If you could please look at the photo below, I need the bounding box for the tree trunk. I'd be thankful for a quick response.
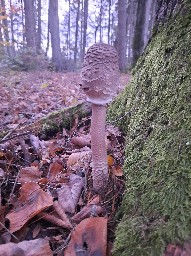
[116,0,127,72]
[1,0,12,57]
[74,0,80,66]
[67,0,71,59]
[48,0,63,71]
[37,0,42,53]
[82,0,88,61]
[108,0,191,255]
[23,0,36,51]
[131,0,147,67]
[107,0,111,44]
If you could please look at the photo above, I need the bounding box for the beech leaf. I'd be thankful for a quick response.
[57,174,84,214]
[18,166,42,184]
[6,183,53,233]
[64,217,108,256]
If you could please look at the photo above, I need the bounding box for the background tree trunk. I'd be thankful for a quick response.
[74,0,80,66]
[37,0,42,53]
[82,0,88,62]
[48,0,63,71]
[23,0,36,52]
[131,0,147,67]
[1,0,12,57]
[116,0,127,72]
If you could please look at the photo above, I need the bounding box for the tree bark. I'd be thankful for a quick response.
[37,0,42,53]
[131,0,147,67]
[74,0,80,66]
[116,0,127,72]
[1,0,12,57]
[82,0,88,62]
[48,0,63,71]
[23,0,36,52]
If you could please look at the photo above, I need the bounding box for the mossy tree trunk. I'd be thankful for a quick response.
[108,0,191,255]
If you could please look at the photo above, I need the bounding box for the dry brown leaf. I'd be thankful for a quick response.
[18,166,42,184]
[32,223,42,239]
[6,183,53,233]
[111,165,124,176]
[64,217,108,256]
[67,150,91,168]
[18,238,53,256]
[47,161,63,182]
[57,174,84,214]
[53,201,73,229]
[38,212,72,230]
[71,136,90,148]
[71,204,103,224]
[0,243,25,256]
[107,155,114,167]
[29,134,40,152]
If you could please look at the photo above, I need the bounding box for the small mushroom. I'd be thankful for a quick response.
[81,43,120,192]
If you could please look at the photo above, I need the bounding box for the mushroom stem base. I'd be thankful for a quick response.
[91,104,108,192]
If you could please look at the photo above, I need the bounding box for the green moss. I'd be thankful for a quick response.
[40,102,91,138]
[108,2,191,255]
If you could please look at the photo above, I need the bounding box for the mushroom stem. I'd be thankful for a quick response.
[91,104,108,191]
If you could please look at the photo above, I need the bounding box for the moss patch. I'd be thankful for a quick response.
[108,1,191,255]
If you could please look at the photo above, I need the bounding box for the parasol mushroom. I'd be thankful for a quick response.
[81,43,120,192]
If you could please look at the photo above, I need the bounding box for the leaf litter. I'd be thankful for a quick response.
[0,71,128,256]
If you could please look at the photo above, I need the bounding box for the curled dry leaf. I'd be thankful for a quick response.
[57,174,84,214]
[0,243,25,256]
[71,135,90,148]
[29,134,40,152]
[18,166,43,184]
[0,238,53,256]
[107,155,114,167]
[71,204,103,224]
[47,161,64,182]
[53,201,73,229]
[64,217,108,256]
[38,212,72,230]
[6,183,53,233]
[111,165,124,176]
[67,150,91,169]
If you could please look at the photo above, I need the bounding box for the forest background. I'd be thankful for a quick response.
[0,0,157,73]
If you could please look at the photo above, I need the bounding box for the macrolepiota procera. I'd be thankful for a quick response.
[81,43,120,192]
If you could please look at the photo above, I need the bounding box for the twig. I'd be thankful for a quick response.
[0,221,19,241]
[8,168,21,204]
[53,201,73,229]
[52,232,71,255]
[1,123,21,141]
[38,212,73,230]
[19,139,31,165]
[0,131,31,144]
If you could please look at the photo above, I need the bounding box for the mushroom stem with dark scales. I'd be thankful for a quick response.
[91,104,107,190]
[81,43,120,192]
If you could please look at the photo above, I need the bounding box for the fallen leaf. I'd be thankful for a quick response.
[57,174,84,214]
[111,165,124,176]
[64,217,108,256]
[71,204,103,224]
[6,183,53,232]
[107,155,114,167]
[32,223,42,239]
[71,136,90,148]
[67,150,91,168]
[47,161,63,182]
[18,166,42,184]
[0,243,25,256]
[18,238,53,256]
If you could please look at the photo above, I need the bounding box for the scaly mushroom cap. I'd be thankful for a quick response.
[81,43,120,105]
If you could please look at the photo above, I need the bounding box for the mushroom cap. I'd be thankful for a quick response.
[81,43,120,105]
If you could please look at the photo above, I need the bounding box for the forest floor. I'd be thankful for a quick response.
[0,70,131,256]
